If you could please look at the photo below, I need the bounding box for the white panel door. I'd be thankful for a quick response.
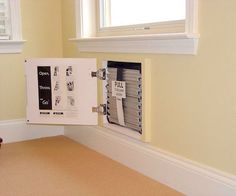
[25,58,98,125]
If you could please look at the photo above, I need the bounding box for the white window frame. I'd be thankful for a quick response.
[73,0,199,55]
[0,0,25,54]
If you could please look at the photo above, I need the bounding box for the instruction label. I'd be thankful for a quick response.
[37,66,52,110]
[112,81,126,99]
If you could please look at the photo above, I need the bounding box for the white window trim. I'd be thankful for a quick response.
[72,0,199,55]
[0,0,25,54]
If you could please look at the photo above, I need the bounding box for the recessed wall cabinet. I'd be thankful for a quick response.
[25,59,151,141]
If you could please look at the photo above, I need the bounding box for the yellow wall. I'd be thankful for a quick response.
[0,0,63,120]
[1,0,235,176]
[61,0,236,175]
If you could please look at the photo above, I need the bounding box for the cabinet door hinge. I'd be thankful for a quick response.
[92,104,107,115]
[91,68,106,80]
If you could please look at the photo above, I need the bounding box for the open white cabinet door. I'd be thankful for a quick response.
[25,58,98,125]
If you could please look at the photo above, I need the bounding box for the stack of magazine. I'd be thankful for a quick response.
[106,61,142,134]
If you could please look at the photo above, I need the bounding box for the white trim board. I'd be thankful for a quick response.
[0,119,64,143]
[0,40,26,54]
[65,125,236,196]
[72,34,199,55]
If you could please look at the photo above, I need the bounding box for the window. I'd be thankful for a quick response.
[0,0,10,40]
[101,0,185,27]
[99,0,186,36]
[0,0,25,53]
[74,0,199,54]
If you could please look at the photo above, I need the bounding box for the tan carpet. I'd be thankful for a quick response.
[0,136,183,196]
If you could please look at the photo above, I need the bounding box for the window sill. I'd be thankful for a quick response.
[71,33,199,55]
[0,40,26,54]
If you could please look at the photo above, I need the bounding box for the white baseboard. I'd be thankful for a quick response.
[0,119,64,143]
[65,125,236,196]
